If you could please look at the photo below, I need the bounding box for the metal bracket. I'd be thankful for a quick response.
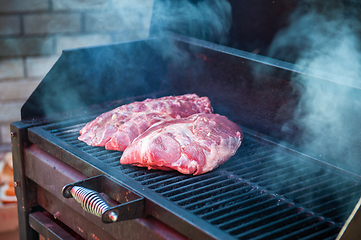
[62,175,145,223]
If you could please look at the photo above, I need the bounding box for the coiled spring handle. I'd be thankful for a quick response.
[69,185,118,222]
[62,175,145,223]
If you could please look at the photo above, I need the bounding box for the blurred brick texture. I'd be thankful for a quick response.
[0,0,154,145]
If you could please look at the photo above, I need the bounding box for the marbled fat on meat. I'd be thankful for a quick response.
[104,112,169,151]
[120,113,243,175]
[78,94,213,151]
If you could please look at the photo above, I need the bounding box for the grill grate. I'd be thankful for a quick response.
[42,121,361,240]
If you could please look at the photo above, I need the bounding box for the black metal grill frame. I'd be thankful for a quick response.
[27,116,361,240]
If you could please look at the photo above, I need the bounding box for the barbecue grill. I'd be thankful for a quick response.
[11,1,361,239]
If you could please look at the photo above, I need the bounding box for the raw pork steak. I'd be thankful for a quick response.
[78,94,213,151]
[120,113,243,175]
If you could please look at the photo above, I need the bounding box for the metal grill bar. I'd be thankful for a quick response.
[236,211,320,239]
[255,219,337,240]
[183,182,254,211]
[202,195,278,222]
[166,176,237,200]
[219,202,293,230]
[277,222,341,240]
[186,184,261,212]
[155,173,221,195]
[293,181,355,203]
[226,205,301,233]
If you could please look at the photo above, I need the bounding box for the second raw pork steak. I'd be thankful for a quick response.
[120,113,243,175]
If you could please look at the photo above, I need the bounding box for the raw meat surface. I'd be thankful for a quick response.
[120,113,243,175]
[78,94,213,150]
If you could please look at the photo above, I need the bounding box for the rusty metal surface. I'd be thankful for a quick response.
[38,187,187,240]
[29,212,80,240]
[37,188,117,240]
[10,121,39,240]
[24,144,187,240]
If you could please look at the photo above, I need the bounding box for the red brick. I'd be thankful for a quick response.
[0,16,21,36]
[52,0,109,11]
[0,37,54,57]
[0,79,41,101]
[113,0,154,10]
[24,13,81,35]
[0,58,24,79]
[56,34,112,53]
[25,55,60,78]
[0,101,23,122]
[0,0,49,13]
[85,10,143,32]
[0,124,11,144]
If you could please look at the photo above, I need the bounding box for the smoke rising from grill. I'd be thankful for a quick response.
[30,0,233,121]
[150,0,232,67]
[152,0,232,44]
[265,4,361,174]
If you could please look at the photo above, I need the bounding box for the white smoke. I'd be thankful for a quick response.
[33,0,233,120]
[267,6,361,173]
[147,0,232,80]
[152,0,232,44]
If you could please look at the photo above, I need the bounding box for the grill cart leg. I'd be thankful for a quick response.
[11,121,39,240]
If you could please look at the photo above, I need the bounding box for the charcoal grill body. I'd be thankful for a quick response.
[11,34,361,240]
[11,1,361,239]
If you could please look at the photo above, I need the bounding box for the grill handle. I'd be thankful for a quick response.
[63,185,119,222]
[62,175,145,223]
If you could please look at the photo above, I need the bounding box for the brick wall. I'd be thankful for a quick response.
[0,0,154,146]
